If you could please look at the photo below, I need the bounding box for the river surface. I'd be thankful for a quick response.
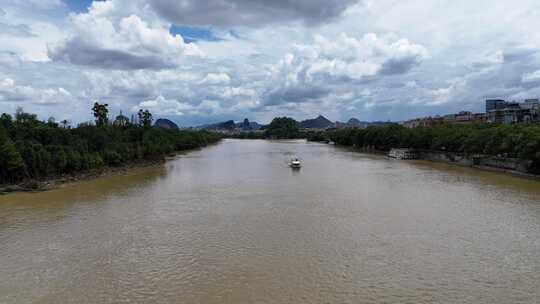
[1,139,540,303]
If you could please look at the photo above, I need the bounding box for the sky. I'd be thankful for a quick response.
[2,0,540,126]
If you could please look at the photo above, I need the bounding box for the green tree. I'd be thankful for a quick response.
[0,129,25,182]
[265,117,299,139]
[138,109,153,128]
[92,102,109,127]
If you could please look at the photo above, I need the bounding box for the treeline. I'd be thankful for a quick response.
[0,106,221,184]
[312,124,540,171]
[228,117,311,139]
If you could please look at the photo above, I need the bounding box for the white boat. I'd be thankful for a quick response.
[388,148,418,160]
[289,158,302,168]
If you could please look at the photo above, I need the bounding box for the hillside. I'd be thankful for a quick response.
[299,115,334,129]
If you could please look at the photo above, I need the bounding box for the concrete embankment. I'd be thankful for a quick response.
[418,151,537,178]
[331,143,539,178]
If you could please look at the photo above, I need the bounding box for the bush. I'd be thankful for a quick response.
[327,123,540,160]
[0,110,222,184]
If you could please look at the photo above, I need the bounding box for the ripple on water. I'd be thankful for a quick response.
[1,139,540,303]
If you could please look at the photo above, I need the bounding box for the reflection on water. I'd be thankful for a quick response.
[1,139,540,304]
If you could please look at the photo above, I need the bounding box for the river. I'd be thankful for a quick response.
[1,139,540,303]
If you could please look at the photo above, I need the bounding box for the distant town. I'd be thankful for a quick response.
[195,98,540,133]
[401,98,540,128]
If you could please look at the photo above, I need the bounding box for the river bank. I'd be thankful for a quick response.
[333,143,540,179]
[417,150,540,179]
[0,138,224,195]
[0,158,166,195]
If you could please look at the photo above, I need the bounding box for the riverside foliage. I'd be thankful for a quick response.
[317,124,540,172]
[0,109,221,184]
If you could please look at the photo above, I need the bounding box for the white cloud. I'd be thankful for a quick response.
[3,0,540,125]
[261,32,427,108]
[200,73,231,85]
[522,70,540,83]
[287,33,426,82]
[150,0,361,27]
[49,0,203,70]
[27,0,64,9]
[0,78,72,105]
[133,95,193,116]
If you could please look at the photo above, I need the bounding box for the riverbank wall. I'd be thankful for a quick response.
[327,142,539,178]
[417,151,536,177]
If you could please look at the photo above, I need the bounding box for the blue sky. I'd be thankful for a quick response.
[64,0,95,12]
[169,25,222,43]
[2,0,540,126]
[66,1,222,43]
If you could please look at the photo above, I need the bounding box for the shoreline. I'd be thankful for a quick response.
[3,139,538,195]
[334,144,540,180]
[0,141,221,195]
[0,158,166,195]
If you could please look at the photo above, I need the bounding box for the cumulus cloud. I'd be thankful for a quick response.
[150,0,361,28]
[26,0,64,9]
[133,95,228,117]
[49,1,203,70]
[200,73,231,85]
[0,78,72,105]
[282,33,426,84]
[133,95,194,115]
[0,52,22,67]
[0,22,35,37]
[220,86,256,98]
[522,70,540,83]
[261,33,427,108]
[4,0,540,125]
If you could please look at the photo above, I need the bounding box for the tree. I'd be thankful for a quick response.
[15,107,38,125]
[0,108,222,184]
[0,129,25,182]
[138,109,153,128]
[92,102,109,127]
[47,117,58,127]
[265,117,299,139]
[0,113,13,129]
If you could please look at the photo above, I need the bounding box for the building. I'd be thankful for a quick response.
[403,116,444,128]
[522,99,540,110]
[486,99,507,112]
[404,98,539,129]
[486,99,540,124]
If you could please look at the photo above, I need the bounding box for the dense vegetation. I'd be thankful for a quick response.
[264,117,301,139]
[0,106,221,185]
[313,123,540,172]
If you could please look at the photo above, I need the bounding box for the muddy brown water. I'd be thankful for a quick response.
[1,139,539,303]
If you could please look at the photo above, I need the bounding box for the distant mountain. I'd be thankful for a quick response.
[334,118,391,129]
[197,120,234,130]
[154,118,179,130]
[197,116,392,131]
[235,118,263,131]
[299,115,334,129]
[346,118,369,128]
[198,119,263,131]
[347,118,361,125]
[369,121,394,127]
[218,120,236,130]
